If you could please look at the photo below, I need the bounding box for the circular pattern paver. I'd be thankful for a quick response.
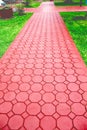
[37,54,44,58]
[41,116,56,130]
[11,76,21,82]
[74,63,83,68]
[62,54,69,58]
[8,115,23,129]
[64,63,73,68]
[57,103,70,115]
[22,76,31,82]
[32,76,42,82]
[76,69,85,75]
[43,83,54,92]
[29,93,41,102]
[14,69,23,75]
[24,69,33,75]
[55,83,67,92]
[4,69,13,75]
[1,75,11,82]
[10,59,17,63]
[72,58,79,63]
[45,63,53,68]
[54,69,64,75]
[57,117,72,130]
[42,104,55,115]
[43,93,55,102]
[80,83,87,91]
[71,103,85,115]
[0,114,8,127]
[0,83,7,90]
[44,69,53,75]
[36,59,43,63]
[69,92,82,102]
[16,64,24,69]
[0,102,12,113]
[27,103,40,115]
[78,75,87,82]
[8,83,18,91]
[65,69,74,74]
[7,63,15,69]
[45,58,53,63]
[25,63,33,68]
[27,59,34,63]
[34,69,43,75]
[83,92,87,101]
[13,103,26,114]
[56,93,68,102]
[24,116,39,130]
[4,91,16,101]
[45,54,52,58]
[35,63,43,68]
[66,75,77,82]
[16,92,28,102]
[19,59,26,64]
[0,91,3,98]
[63,58,71,63]
[31,83,42,91]
[68,83,79,91]
[54,58,62,63]
[19,83,30,91]
[54,63,63,68]
[55,76,65,83]
[44,76,54,82]
[71,54,78,58]
[74,116,87,130]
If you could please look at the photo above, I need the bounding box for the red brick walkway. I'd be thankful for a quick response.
[0,2,87,130]
[55,5,87,12]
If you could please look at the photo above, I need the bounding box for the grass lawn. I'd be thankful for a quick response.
[54,0,87,6]
[6,1,41,8]
[60,12,87,65]
[0,12,33,58]
[24,1,41,8]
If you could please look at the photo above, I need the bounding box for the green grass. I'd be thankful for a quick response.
[24,1,41,8]
[60,12,87,65]
[54,0,87,6]
[0,12,33,58]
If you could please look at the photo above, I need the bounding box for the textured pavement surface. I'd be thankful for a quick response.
[24,4,87,12]
[55,5,87,12]
[0,2,87,130]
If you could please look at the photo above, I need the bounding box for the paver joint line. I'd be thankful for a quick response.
[0,2,87,130]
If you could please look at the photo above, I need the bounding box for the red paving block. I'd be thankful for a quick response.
[0,2,87,130]
[57,117,73,130]
[55,6,87,12]
[13,102,26,114]
[57,103,70,115]
[41,116,56,130]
